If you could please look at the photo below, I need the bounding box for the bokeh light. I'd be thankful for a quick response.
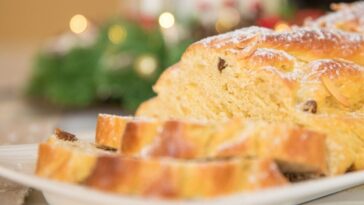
[158,12,175,29]
[275,22,291,32]
[108,25,127,44]
[69,14,88,34]
[135,54,158,77]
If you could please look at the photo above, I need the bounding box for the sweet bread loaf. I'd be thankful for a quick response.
[136,3,364,174]
[137,26,364,119]
[95,114,327,174]
[36,130,288,198]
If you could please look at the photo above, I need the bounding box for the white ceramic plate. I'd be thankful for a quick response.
[0,138,364,205]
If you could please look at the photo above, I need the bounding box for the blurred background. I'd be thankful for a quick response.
[0,0,359,204]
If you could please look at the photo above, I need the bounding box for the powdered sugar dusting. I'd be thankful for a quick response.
[198,25,364,59]
[306,1,364,33]
[199,26,272,48]
[254,48,295,61]
[98,113,156,122]
[260,66,299,81]
[304,59,364,81]
[274,27,364,56]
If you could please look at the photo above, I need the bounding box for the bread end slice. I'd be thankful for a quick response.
[36,136,99,183]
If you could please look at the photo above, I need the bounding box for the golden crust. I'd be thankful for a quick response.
[121,120,161,155]
[95,114,132,149]
[84,156,288,198]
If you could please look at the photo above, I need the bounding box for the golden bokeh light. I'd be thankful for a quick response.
[158,12,175,29]
[108,25,127,44]
[69,14,88,34]
[135,55,158,77]
[275,22,291,32]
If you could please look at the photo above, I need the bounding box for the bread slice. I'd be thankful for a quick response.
[297,114,364,174]
[95,115,133,149]
[95,114,327,175]
[95,114,159,150]
[36,131,288,199]
[36,129,112,183]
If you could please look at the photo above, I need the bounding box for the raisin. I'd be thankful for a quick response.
[302,100,317,114]
[55,128,78,142]
[96,144,117,152]
[217,57,228,72]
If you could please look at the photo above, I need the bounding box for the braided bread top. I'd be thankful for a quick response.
[192,26,364,66]
[167,26,364,114]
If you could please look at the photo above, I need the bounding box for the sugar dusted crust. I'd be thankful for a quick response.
[194,26,364,64]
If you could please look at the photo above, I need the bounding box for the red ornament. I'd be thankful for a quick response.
[138,15,157,29]
[256,16,281,28]
[292,9,325,26]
